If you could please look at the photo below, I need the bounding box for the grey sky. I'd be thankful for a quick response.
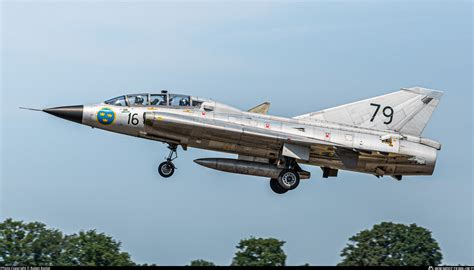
[1,1,472,266]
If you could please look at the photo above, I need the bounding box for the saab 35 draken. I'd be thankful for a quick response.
[22,87,442,194]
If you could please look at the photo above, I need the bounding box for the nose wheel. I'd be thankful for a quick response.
[158,161,175,177]
[158,144,178,178]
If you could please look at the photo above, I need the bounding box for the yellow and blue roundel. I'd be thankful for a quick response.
[97,108,115,125]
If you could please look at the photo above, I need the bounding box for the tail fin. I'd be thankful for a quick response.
[293,87,443,136]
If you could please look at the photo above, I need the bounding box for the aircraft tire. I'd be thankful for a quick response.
[277,169,300,190]
[158,161,175,178]
[270,178,288,194]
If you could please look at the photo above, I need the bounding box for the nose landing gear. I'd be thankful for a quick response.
[158,144,178,178]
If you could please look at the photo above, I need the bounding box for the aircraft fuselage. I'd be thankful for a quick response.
[80,103,438,177]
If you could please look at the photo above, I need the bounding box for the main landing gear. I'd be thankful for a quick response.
[269,158,301,194]
[158,144,178,178]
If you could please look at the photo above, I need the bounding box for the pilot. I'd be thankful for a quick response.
[135,96,144,105]
[179,97,190,106]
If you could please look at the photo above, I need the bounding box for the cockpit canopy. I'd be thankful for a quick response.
[104,92,203,108]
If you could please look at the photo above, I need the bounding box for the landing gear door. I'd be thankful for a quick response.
[282,143,310,161]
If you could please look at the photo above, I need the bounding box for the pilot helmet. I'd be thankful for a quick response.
[179,98,189,106]
[135,96,144,104]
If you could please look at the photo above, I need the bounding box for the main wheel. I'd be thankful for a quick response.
[158,161,175,178]
[270,178,288,194]
[277,169,300,190]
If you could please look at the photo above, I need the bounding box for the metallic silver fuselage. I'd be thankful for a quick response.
[82,103,439,177]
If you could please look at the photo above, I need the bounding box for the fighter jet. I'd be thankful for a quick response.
[22,87,443,194]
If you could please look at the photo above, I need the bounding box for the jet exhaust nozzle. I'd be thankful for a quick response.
[194,158,310,179]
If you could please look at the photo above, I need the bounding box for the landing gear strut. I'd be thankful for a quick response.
[158,144,178,178]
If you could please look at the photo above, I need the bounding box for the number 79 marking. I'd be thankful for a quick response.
[370,103,394,125]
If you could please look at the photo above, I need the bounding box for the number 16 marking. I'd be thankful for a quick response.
[127,113,140,125]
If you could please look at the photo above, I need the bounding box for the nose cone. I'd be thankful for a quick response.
[43,105,84,124]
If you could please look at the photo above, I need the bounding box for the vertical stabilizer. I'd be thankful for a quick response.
[293,87,443,136]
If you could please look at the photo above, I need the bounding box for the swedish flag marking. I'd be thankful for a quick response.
[97,108,115,125]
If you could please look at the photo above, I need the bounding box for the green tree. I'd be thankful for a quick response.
[58,230,135,266]
[0,218,64,266]
[189,259,216,266]
[0,219,136,266]
[338,222,442,266]
[231,237,286,266]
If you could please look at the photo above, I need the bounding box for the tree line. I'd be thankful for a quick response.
[0,218,442,266]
